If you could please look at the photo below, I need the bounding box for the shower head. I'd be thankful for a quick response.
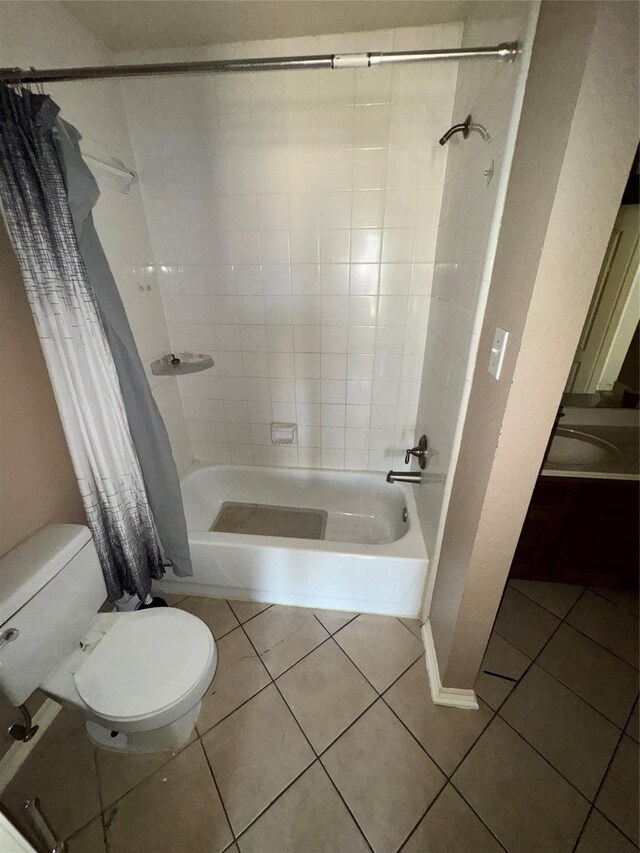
[439,114,490,146]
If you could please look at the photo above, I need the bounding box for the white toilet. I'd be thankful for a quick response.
[0,524,217,753]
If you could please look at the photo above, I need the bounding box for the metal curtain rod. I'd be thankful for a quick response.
[0,42,518,84]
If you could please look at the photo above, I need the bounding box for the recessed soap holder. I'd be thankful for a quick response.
[151,352,214,376]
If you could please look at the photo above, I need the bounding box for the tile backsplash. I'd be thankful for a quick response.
[122,24,460,470]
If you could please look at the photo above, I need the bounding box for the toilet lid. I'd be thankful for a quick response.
[74,609,214,721]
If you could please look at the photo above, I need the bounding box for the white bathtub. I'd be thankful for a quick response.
[154,464,428,617]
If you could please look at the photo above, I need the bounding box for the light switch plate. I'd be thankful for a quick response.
[488,327,509,380]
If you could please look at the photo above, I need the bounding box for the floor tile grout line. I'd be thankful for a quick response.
[520,657,637,732]
[497,713,593,805]
[238,618,414,853]
[507,583,640,672]
[394,779,448,853]
[378,695,450,779]
[237,619,317,760]
[507,580,585,619]
[448,780,512,853]
[316,694,380,759]
[312,610,359,635]
[228,601,274,627]
[481,582,640,846]
[570,700,639,852]
[508,583,638,723]
[495,585,583,691]
[315,754,376,853]
[197,621,336,741]
[383,688,508,853]
[89,745,110,853]
[197,738,237,846]
[196,679,274,740]
[395,615,424,642]
[25,594,636,852]
[267,632,333,681]
[229,753,374,853]
[304,636,441,764]
[63,802,108,852]
[211,617,318,842]
[496,587,624,804]
[455,588,597,851]
[228,621,369,851]
[105,593,635,851]
[499,583,638,729]
[240,608,333,680]
[330,631,424,699]
[489,586,628,807]
[590,803,640,849]
[397,777,457,852]
[310,631,486,841]
[91,606,446,845]
[97,734,196,817]
[381,683,508,850]
[561,621,640,673]
[228,756,316,845]
[586,587,640,619]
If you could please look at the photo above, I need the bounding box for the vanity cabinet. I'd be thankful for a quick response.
[509,475,639,588]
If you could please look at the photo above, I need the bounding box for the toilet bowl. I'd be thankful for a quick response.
[0,524,217,753]
[43,608,217,752]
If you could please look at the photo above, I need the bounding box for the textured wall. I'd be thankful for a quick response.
[428,0,639,687]
[121,24,461,470]
[0,0,192,477]
[0,219,85,560]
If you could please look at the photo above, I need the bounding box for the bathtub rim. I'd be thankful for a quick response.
[180,461,428,559]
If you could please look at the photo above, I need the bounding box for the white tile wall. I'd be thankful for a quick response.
[0,1,192,476]
[414,3,539,552]
[121,23,461,470]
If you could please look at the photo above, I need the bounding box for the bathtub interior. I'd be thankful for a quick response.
[182,465,409,546]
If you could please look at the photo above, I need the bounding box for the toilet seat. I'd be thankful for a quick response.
[74,608,215,724]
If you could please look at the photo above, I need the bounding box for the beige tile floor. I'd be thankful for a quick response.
[1,582,638,853]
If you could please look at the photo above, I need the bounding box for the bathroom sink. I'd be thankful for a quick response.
[546,428,622,467]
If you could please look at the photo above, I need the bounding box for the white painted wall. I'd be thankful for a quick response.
[119,24,461,471]
[0,0,192,475]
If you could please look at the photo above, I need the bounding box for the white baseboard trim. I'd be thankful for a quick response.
[421,621,479,710]
[0,699,62,794]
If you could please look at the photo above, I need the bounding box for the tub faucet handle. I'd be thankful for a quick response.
[405,435,428,469]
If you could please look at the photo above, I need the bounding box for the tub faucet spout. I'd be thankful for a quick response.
[386,470,422,484]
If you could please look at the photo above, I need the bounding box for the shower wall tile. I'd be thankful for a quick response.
[414,3,538,553]
[121,23,462,470]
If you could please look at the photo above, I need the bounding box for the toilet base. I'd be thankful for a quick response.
[85,701,201,753]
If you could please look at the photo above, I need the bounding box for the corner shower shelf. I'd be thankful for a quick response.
[151,353,214,376]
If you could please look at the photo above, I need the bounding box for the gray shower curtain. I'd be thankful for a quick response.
[0,84,191,598]
[52,117,193,581]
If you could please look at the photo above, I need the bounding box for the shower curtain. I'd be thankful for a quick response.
[52,116,192,582]
[0,84,189,600]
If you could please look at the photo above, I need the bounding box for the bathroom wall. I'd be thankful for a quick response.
[414,2,539,558]
[0,219,85,560]
[0,1,192,476]
[121,24,461,470]
[428,0,638,687]
[0,213,86,761]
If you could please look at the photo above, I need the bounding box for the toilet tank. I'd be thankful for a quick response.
[0,524,107,706]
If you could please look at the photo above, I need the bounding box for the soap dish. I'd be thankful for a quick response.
[151,352,214,376]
